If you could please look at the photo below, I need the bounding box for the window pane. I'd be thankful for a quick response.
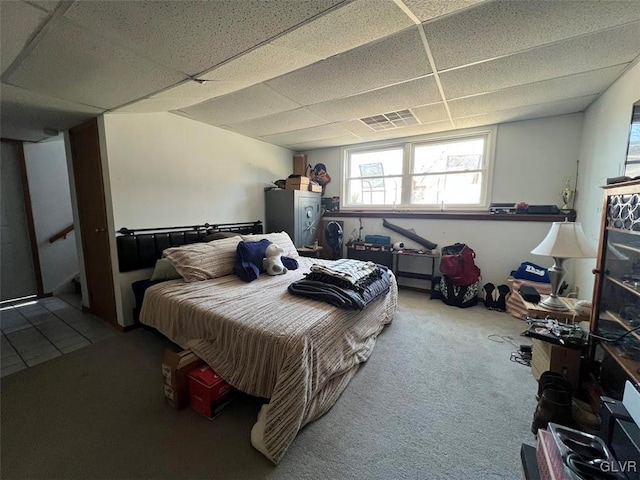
[411,172,482,205]
[413,138,484,174]
[347,177,402,206]
[349,148,403,177]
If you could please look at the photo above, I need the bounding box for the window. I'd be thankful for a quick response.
[343,128,495,210]
[624,103,640,177]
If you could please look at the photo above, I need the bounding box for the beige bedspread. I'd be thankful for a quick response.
[140,257,397,464]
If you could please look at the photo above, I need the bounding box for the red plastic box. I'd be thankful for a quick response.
[188,366,233,419]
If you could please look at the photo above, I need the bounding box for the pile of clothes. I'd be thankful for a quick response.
[288,259,392,310]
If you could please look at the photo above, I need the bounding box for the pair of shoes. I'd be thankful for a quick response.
[536,371,571,400]
[572,398,601,434]
[483,283,496,309]
[483,283,511,311]
[532,371,575,435]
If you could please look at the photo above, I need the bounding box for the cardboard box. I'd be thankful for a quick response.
[308,183,322,193]
[285,176,310,191]
[188,366,234,419]
[162,349,203,410]
[293,154,308,176]
[531,339,581,391]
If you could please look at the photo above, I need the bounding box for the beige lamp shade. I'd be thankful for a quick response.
[531,221,597,258]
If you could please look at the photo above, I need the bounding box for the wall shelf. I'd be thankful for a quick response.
[324,211,575,222]
[602,310,640,341]
[606,276,640,300]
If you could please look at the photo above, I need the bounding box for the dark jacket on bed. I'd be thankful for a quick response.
[288,266,391,310]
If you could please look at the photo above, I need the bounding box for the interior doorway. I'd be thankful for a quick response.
[1,141,43,301]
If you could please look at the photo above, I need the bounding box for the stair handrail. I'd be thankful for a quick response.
[49,224,74,243]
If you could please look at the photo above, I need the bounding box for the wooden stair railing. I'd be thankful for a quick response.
[49,224,74,243]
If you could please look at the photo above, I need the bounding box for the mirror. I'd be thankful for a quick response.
[624,102,640,177]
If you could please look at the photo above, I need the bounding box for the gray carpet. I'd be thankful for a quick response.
[1,290,537,479]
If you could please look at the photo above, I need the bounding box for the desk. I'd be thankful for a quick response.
[346,245,393,268]
[521,296,590,323]
[392,251,439,291]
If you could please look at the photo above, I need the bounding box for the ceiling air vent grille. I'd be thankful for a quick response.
[359,109,419,131]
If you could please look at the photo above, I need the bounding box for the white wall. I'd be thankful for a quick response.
[574,62,640,299]
[306,114,585,291]
[23,138,78,294]
[63,132,89,308]
[1,142,37,300]
[102,112,293,326]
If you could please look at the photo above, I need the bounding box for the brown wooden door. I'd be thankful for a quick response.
[68,119,117,326]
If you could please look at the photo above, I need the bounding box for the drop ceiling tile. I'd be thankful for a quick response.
[267,27,430,105]
[114,98,207,113]
[0,83,103,142]
[411,102,449,124]
[5,17,186,109]
[425,0,640,70]
[271,0,413,59]
[151,79,249,101]
[179,84,301,126]
[64,0,344,76]
[1,1,50,73]
[261,123,351,145]
[402,0,486,22]
[448,65,626,118]
[453,95,596,131]
[200,44,322,83]
[356,121,455,142]
[24,1,61,12]
[307,77,440,123]
[288,135,362,151]
[440,22,640,99]
[341,120,376,136]
[227,108,329,137]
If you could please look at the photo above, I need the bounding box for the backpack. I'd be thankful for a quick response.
[439,243,481,308]
[439,243,481,287]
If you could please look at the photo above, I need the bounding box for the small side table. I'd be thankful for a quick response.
[521,296,590,323]
[297,246,323,258]
[392,251,439,291]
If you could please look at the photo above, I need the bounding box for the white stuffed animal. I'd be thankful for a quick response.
[263,244,288,276]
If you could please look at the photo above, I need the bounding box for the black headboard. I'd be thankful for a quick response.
[116,221,263,272]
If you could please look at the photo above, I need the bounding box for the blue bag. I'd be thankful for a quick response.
[511,262,550,283]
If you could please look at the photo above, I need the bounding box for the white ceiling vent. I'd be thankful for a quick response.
[359,109,419,131]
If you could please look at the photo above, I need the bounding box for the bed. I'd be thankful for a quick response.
[125,225,397,464]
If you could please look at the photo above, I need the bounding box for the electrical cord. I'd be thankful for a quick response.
[510,351,532,367]
[589,324,640,343]
[487,334,520,348]
[488,334,532,366]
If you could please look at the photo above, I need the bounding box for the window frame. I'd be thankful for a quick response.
[341,126,497,211]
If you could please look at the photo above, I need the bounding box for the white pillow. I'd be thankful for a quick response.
[241,232,299,258]
[150,258,182,281]
[163,236,242,282]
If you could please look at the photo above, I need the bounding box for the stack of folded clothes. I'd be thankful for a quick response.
[288,259,392,310]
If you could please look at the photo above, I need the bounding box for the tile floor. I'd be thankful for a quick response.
[0,294,117,377]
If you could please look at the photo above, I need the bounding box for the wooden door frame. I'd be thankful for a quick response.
[1,138,44,297]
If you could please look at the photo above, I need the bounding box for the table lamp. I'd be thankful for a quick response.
[531,220,597,311]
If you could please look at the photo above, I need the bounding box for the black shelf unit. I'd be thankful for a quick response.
[392,251,439,291]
